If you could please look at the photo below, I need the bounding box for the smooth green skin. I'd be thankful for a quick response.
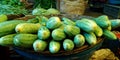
[14,34,38,48]
[49,40,60,54]
[107,25,112,30]
[15,23,41,34]
[52,28,66,41]
[64,25,80,37]
[0,20,26,37]
[110,19,120,29]
[94,15,111,29]
[32,8,47,15]
[27,18,39,23]
[83,32,97,45]
[62,17,75,26]
[63,39,74,51]
[33,39,47,52]
[46,17,62,29]
[74,34,85,47]
[94,25,103,37]
[103,29,117,40]
[0,14,8,22]
[38,26,50,40]
[76,19,98,33]
[37,16,49,26]
[0,34,16,46]
[47,8,60,15]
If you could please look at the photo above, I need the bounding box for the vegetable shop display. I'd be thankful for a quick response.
[0,15,119,54]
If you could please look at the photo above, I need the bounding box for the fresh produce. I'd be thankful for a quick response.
[32,8,47,15]
[103,29,117,40]
[110,19,120,29]
[64,25,80,37]
[38,16,49,26]
[47,8,60,15]
[94,25,103,37]
[0,20,26,37]
[62,17,76,25]
[52,28,66,41]
[107,25,112,30]
[15,23,41,34]
[0,0,24,6]
[63,39,74,51]
[76,18,98,33]
[0,34,16,46]
[0,14,8,22]
[0,14,118,54]
[94,15,111,29]
[83,32,97,45]
[27,18,39,23]
[59,22,66,29]
[14,34,38,48]
[0,4,28,15]
[46,17,62,29]
[32,7,60,16]
[38,26,50,40]
[33,39,47,52]
[49,40,61,53]
[74,34,85,47]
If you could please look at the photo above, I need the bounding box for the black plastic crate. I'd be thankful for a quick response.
[103,4,120,18]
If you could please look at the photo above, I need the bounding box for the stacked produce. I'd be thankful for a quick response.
[32,7,60,16]
[0,15,119,54]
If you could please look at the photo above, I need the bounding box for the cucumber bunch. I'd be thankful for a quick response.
[0,15,119,54]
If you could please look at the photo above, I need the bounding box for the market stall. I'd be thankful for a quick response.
[0,0,119,60]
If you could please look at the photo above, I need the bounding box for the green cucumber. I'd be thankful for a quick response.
[14,34,37,48]
[63,39,74,51]
[33,39,47,52]
[103,29,117,40]
[83,32,97,45]
[49,40,60,53]
[74,34,85,47]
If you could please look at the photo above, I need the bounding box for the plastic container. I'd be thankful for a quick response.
[103,4,120,18]
[13,38,104,60]
[109,0,120,4]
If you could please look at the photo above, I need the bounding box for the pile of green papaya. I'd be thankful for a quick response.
[0,14,120,54]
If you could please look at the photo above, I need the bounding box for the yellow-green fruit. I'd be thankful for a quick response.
[33,40,47,52]
[0,14,8,22]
